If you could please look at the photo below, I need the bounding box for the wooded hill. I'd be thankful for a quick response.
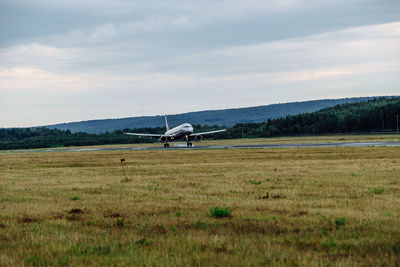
[1,97,399,150]
[230,96,400,138]
[46,97,383,134]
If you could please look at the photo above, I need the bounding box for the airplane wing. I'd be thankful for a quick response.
[190,129,226,136]
[125,133,163,137]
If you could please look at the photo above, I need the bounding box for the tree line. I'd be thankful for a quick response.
[1,97,399,150]
[0,125,223,150]
[261,96,400,136]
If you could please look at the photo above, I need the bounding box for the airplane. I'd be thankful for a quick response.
[125,115,226,148]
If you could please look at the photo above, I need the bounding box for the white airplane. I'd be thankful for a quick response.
[125,115,226,148]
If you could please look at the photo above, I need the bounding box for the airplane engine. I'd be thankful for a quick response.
[160,135,167,143]
[194,134,202,142]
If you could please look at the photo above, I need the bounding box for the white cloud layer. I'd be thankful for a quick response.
[0,0,399,127]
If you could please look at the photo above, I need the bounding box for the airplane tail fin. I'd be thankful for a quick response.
[164,115,170,131]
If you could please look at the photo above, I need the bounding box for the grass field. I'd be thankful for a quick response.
[1,137,400,266]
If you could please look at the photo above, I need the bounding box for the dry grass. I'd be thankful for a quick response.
[1,138,400,266]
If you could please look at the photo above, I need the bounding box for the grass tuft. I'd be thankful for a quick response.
[175,211,182,217]
[322,236,337,250]
[250,179,262,185]
[210,206,231,218]
[335,217,346,229]
[26,254,46,266]
[369,187,384,194]
[120,177,131,183]
[69,208,84,214]
[136,237,152,246]
[194,220,207,229]
[116,218,125,228]
[19,217,38,224]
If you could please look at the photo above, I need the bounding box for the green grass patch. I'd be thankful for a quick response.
[335,217,346,229]
[369,187,384,194]
[210,206,231,218]
[250,179,262,185]
[175,211,182,217]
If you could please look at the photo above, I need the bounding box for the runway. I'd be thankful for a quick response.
[4,141,400,153]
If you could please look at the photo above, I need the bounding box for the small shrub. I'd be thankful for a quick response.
[210,206,231,218]
[69,208,84,214]
[89,245,111,255]
[250,179,261,185]
[194,220,207,229]
[146,181,158,190]
[116,218,124,228]
[322,236,337,249]
[136,237,151,246]
[57,256,69,267]
[175,211,182,217]
[393,241,400,254]
[120,177,131,183]
[71,196,80,201]
[335,217,346,229]
[272,194,286,199]
[26,255,45,266]
[370,187,384,194]
[20,217,38,224]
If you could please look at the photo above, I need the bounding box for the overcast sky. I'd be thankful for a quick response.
[1,0,399,127]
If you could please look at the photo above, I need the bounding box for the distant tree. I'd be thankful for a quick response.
[266,125,280,136]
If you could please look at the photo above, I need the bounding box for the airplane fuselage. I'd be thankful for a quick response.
[163,123,194,142]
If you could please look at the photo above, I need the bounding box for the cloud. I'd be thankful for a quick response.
[2,43,66,58]
[3,0,337,12]
[277,61,400,82]
[0,67,96,92]
[2,21,399,80]
[47,16,196,48]
[124,16,195,33]
[49,23,117,46]
[171,21,400,76]
[87,23,117,43]
[1,0,399,127]
[0,43,73,71]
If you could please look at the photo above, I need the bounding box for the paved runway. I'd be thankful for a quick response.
[4,141,400,153]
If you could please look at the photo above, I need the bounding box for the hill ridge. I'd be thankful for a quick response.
[46,96,394,133]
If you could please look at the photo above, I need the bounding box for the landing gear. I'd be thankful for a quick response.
[185,134,192,148]
[164,143,170,148]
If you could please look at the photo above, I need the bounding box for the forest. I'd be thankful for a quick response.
[1,97,399,150]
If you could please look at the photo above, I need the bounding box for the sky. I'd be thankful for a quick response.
[1,0,400,127]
